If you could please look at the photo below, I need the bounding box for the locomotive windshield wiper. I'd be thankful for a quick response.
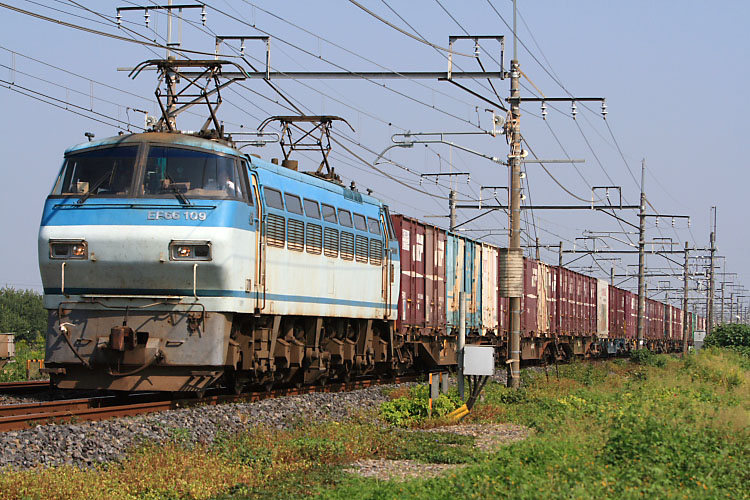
[76,169,113,205]
[164,176,191,206]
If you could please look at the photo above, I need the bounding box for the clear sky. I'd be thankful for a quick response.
[1,0,748,316]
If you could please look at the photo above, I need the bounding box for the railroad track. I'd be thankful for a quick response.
[0,380,50,394]
[0,375,417,432]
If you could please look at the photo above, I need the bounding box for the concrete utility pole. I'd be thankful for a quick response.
[506,0,522,388]
[682,241,690,355]
[707,206,716,334]
[636,159,647,350]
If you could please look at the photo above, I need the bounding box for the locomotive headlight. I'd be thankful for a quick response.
[170,241,211,261]
[49,240,88,260]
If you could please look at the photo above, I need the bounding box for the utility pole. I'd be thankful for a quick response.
[449,190,457,231]
[506,0,522,389]
[707,206,716,334]
[636,159,647,350]
[682,241,690,355]
[611,266,615,287]
[535,237,540,260]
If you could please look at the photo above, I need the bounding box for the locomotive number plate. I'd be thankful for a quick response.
[147,211,207,221]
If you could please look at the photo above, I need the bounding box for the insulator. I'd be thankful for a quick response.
[144,10,150,28]
[601,100,608,119]
[687,219,691,228]
[655,217,659,227]
[240,40,246,56]
[541,102,547,120]
[116,11,122,26]
[672,217,675,227]
[571,101,577,120]
[474,40,480,57]
[605,188,610,199]
[201,7,207,26]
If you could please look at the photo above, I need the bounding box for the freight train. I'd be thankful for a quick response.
[38,131,704,392]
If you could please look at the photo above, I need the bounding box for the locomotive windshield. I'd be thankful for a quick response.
[142,146,243,200]
[51,146,138,198]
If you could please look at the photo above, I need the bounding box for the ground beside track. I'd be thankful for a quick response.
[0,349,747,500]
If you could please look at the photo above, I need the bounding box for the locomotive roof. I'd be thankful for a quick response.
[64,132,241,157]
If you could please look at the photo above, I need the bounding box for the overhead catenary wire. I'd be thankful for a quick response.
[1,78,142,131]
[0,2,239,58]
[346,0,475,57]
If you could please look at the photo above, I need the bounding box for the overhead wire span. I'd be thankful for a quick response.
[521,137,593,203]
[229,0,482,111]
[1,79,142,131]
[347,0,475,57]
[0,2,237,58]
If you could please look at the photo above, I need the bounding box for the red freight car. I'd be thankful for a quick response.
[521,258,557,337]
[557,267,598,336]
[391,214,447,336]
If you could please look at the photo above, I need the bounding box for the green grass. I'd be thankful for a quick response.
[0,349,748,500]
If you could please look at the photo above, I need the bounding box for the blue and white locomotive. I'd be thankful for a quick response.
[39,131,402,392]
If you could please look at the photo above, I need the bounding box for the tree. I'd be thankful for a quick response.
[0,287,47,343]
[703,323,750,357]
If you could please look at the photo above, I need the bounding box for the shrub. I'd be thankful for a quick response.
[629,348,666,367]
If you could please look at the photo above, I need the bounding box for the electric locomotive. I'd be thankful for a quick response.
[39,131,402,392]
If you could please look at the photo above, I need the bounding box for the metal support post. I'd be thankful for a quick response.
[558,241,563,267]
[720,283,725,325]
[458,291,466,400]
[428,372,439,417]
[611,266,615,288]
[449,189,457,231]
[636,159,647,350]
[682,241,690,355]
[707,206,716,333]
[535,237,540,260]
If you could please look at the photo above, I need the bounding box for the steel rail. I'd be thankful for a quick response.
[0,380,51,393]
[0,375,417,432]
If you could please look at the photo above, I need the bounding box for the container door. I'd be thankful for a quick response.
[597,279,609,338]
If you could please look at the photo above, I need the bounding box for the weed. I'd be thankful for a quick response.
[378,385,462,427]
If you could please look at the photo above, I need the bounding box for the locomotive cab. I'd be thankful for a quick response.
[39,133,257,392]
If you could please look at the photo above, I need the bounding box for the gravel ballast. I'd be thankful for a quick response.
[0,385,397,470]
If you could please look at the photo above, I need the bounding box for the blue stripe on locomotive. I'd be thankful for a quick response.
[40,198,252,229]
